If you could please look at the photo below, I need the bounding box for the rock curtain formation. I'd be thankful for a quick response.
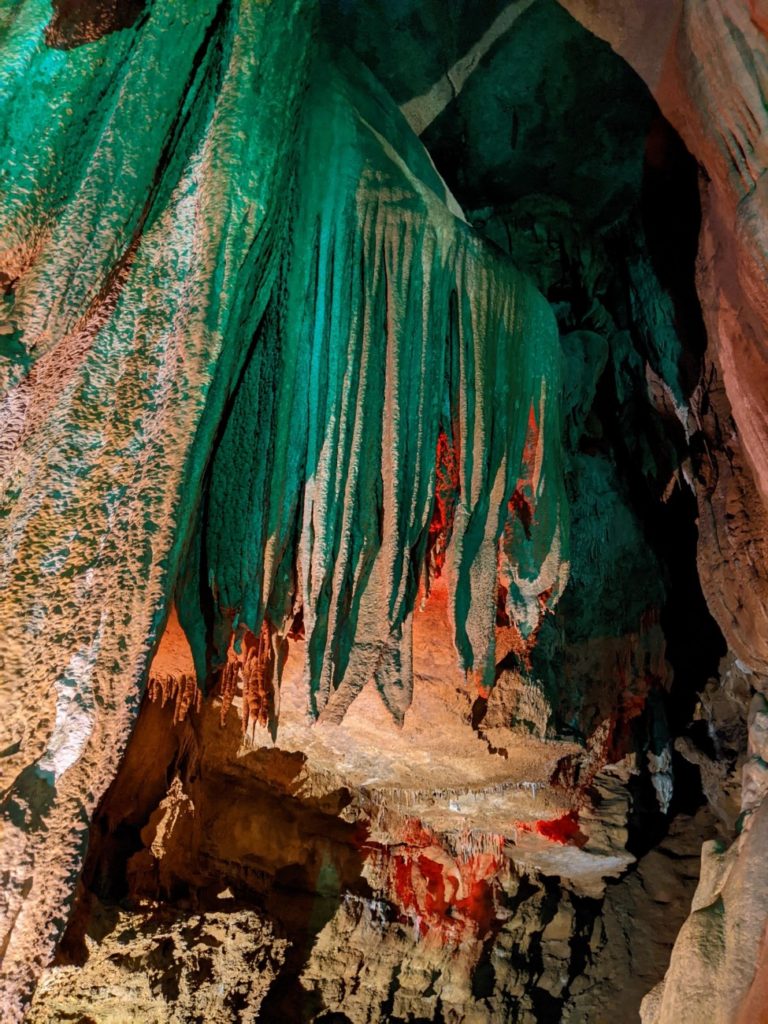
[177,51,569,727]
[0,1,568,1015]
[7,1,768,1020]
[0,1,316,1012]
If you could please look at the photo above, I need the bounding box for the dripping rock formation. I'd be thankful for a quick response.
[1,1,768,1022]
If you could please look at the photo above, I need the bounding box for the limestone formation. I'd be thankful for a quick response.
[2,1,768,1022]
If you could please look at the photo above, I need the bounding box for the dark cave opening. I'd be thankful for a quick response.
[641,114,710,394]
[406,0,728,842]
[601,116,727,843]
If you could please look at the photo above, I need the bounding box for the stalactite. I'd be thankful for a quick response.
[218,658,240,728]
[179,51,571,726]
[426,427,461,587]
[216,623,278,734]
[240,621,277,735]
[147,673,201,725]
[3,10,571,1013]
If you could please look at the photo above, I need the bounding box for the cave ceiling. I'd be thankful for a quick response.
[323,0,656,227]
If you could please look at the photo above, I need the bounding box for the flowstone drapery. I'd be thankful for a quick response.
[177,54,569,727]
[0,3,568,1015]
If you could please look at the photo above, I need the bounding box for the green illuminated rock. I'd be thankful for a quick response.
[179,51,569,722]
[0,3,569,1014]
[0,0,316,1013]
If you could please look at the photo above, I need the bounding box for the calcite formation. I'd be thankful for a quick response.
[1,2,316,1014]
[1,1,569,1015]
[179,49,569,726]
[3,0,768,1022]
[27,904,288,1024]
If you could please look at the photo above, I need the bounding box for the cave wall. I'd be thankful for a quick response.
[2,1,768,1022]
[0,0,317,1012]
[556,0,768,675]
[1,1,572,1015]
[553,2,768,1020]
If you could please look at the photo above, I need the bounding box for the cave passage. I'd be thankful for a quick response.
[1,2,749,1023]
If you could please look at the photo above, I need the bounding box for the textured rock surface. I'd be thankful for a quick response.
[551,4,768,1020]
[641,799,768,1024]
[28,903,287,1024]
[3,0,767,1021]
[558,0,768,674]
[565,807,716,1023]
[0,4,571,1015]
[27,680,717,1023]
[0,1,317,1015]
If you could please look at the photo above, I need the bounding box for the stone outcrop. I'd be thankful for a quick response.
[641,798,768,1024]
[28,903,287,1024]
[26,679,717,1023]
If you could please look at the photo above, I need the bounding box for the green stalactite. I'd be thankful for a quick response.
[179,50,570,721]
